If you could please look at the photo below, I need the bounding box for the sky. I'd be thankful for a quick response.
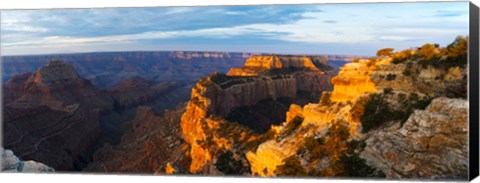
[0,1,470,56]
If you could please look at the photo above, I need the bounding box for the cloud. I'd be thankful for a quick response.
[1,24,48,32]
[2,25,289,47]
[376,36,418,42]
[323,20,336,24]
[0,2,469,56]
[1,6,317,37]
[435,10,467,17]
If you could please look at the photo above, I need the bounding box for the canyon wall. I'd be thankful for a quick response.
[2,60,191,171]
[2,52,354,87]
[180,55,336,173]
[246,58,385,176]
[2,51,255,87]
[244,51,467,178]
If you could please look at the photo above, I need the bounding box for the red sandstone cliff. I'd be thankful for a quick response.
[180,55,336,173]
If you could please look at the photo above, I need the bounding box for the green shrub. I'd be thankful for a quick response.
[403,63,413,76]
[279,116,304,138]
[215,151,249,175]
[376,48,394,58]
[391,58,404,64]
[319,92,332,106]
[275,155,307,176]
[397,93,432,126]
[360,93,432,132]
[335,153,385,177]
[398,93,407,101]
[303,136,329,159]
[386,74,396,81]
[391,49,413,64]
[416,43,440,61]
[328,122,350,141]
[383,87,393,94]
[360,94,392,133]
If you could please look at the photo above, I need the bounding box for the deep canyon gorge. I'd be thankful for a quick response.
[1,40,470,180]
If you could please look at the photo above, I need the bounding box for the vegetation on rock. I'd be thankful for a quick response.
[216,150,250,175]
[275,155,307,176]
[361,92,432,133]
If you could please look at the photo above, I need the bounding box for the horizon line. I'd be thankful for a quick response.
[0,50,374,58]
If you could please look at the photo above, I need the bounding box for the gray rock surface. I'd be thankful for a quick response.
[360,97,468,179]
[1,147,54,173]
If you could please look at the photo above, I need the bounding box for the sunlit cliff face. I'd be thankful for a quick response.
[245,58,388,176]
[179,55,390,175]
[180,81,257,173]
[227,55,323,76]
[180,55,334,174]
[180,82,211,173]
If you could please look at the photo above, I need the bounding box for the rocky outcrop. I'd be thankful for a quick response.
[329,59,382,102]
[28,59,81,87]
[180,81,260,174]
[4,60,113,112]
[180,55,335,174]
[226,55,328,76]
[360,97,468,179]
[371,63,467,97]
[245,58,383,176]
[2,60,114,170]
[1,147,54,173]
[245,52,468,178]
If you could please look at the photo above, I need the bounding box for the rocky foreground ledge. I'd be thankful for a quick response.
[1,147,54,173]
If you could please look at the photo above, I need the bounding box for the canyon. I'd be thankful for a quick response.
[1,52,348,172]
[170,39,467,178]
[1,40,469,180]
[2,51,355,88]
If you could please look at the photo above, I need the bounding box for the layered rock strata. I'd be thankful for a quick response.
[180,55,336,173]
[360,97,468,179]
[246,58,385,176]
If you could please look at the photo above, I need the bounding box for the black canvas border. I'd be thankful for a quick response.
[469,1,479,181]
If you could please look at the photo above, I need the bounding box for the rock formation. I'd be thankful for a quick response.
[360,97,468,179]
[226,55,328,76]
[2,38,468,179]
[2,59,197,171]
[3,60,113,111]
[246,58,384,176]
[1,147,54,173]
[2,60,114,170]
[180,55,336,173]
[1,51,255,87]
[2,52,356,87]
[242,39,468,179]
